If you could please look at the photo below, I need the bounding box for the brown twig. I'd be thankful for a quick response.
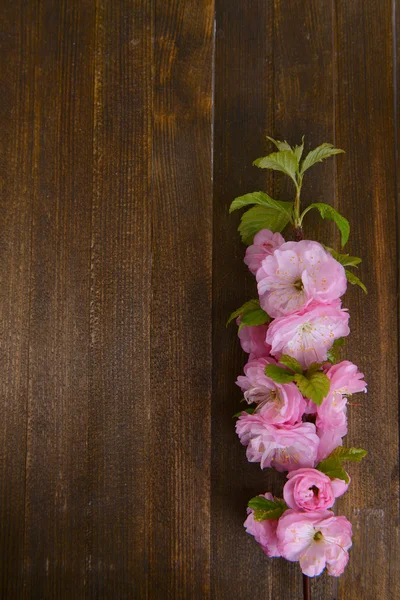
[303,574,311,600]
[295,225,308,600]
[294,226,304,241]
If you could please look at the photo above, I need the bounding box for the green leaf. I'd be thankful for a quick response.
[233,408,255,418]
[266,136,292,152]
[326,337,346,364]
[317,446,367,483]
[273,497,288,508]
[306,363,323,376]
[294,372,330,406]
[253,150,299,187]
[227,299,260,326]
[323,245,362,268]
[227,298,270,331]
[238,204,293,245]
[329,447,368,462]
[248,497,277,511]
[265,364,295,383]
[346,269,367,294]
[239,308,270,330]
[340,256,361,267]
[229,191,293,219]
[253,508,285,521]
[279,354,303,374]
[300,143,344,175]
[293,136,305,163]
[317,458,350,483]
[248,496,288,521]
[303,203,350,247]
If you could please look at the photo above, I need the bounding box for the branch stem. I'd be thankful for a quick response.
[294,226,304,241]
[303,574,311,600]
[294,188,301,228]
[293,174,303,229]
[293,172,304,238]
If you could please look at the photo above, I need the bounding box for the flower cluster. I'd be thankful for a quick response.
[233,231,367,578]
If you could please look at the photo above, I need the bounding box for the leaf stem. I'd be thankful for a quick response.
[298,203,313,225]
[293,174,303,238]
[294,190,300,224]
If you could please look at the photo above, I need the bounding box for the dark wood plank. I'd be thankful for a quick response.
[0,2,36,597]
[23,1,95,597]
[335,1,400,598]
[212,1,339,597]
[88,1,152,597]
[272,2,338,598]
[150,0,213,597]
[212,2,282,599]
[0,0,398,597]
[213,1,399,598]
[273,0,339,246]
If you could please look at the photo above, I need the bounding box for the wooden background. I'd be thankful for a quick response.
[0,0,399,598]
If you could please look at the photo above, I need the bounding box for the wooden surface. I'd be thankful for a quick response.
[0,1,398,598]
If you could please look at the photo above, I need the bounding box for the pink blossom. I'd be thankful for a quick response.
[256,241,347,317]
[283,468,349,512]
[315,361,366,458]
[277,510,352,577]
[304,400,317,416]
[237,320,271,359]
[331,477,350,498]
[317,430,344,461]
[266,301,350,369]
[243,492,281,557]
[244,229,285,275]
[325,360,367,396]
[236,358,306,424]
[316,393,348,435]
[235,416,319,472]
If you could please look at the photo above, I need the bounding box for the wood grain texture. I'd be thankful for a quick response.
[150,1,213,597]
[0,0,399,598]
[88,1,152,597]
[336,1,399,598]
[212,2,281,599]
[23,1,95,597]
[0,1,36,596]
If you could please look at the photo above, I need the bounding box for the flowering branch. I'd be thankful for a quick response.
[228,136,368,585]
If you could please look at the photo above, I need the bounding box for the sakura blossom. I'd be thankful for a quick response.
[283,468,349,512]
[237,320,271,359]
[243,493,281,557]
[230,209,367,581]
[316,393,348,437]
[236,357,306,424]
[315,361,366,457]
[244,229,285,275]
[325,360,367,396]
[256,240,347,317]
[266,301,350,368]
[316,429,345,462]
[276,510,352,577]
[235,416,319,472]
